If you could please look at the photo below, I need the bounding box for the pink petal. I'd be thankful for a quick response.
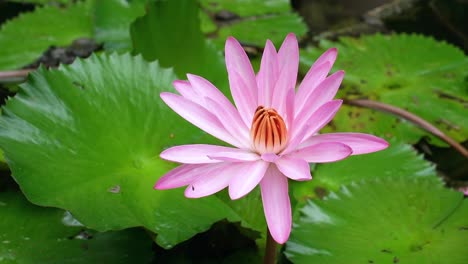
[291,93,343,145]
[312,47,338,68]
[281,123,309,155]
[228,160,269,200]
[285,88,295,129]
[273,33,299,116]
[225,37,258,126]
[302,133,389,155]
[295,47,337,110]
[275,156,312,181]
[161,144,242,164]
[155,164,212,189]
[257,40,278,107]
[185,164,233,198]
[160,92,241,147]
[260,166,291,244]
[295,62,331,111]
[173,80,198,100]
[302,100,343,140]
[261,153,279,162]
[277,33,299,88]
[229,70,257,127]
[208,150,260,162]
[187,74,232,108]
[295,70,344,119]
[292,142,352,163]
[204,97,250,146]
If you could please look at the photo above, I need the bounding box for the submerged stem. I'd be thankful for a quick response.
[345,99,468,159]
[0,69,32,83]
[264,228,277,264]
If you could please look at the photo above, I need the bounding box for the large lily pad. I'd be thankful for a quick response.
[0,53,240,248]
[300,34,468,146]
[0,1,92,70]
[199,0,290,17]
[93,0,146,51]
[199,0,307,49]
[286,177,468,263]
[291,141,438,202]
[131,0,228,90]
[213,12,308,48]
[0,191,153,263]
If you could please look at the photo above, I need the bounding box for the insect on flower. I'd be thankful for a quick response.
[154,33,389,244]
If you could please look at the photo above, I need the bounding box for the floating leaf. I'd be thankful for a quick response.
[131,0,228,90]
[0,191,153,263]
[8,0,71,4]
[286,177,468,263]
[199,0,307,49]
[199,0,290,17]
[0,53,240,248]
[0,1,92,70]
[199,10,217,34]
[291,141,438,202]
[93,0,146,51]
[300,34,468,145]
[214,13,308,48]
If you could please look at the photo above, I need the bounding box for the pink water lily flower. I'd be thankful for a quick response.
[155,33,388,244]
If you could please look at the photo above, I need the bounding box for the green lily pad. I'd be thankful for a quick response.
[199,0,290,17]
[300,34,468,146]
[291,141,438,202]
[199,0,307,49]
[214,12,308,48]
[199,10,217,34]
[286,177,468,263]
[0,191,153,263]
[131,0,228,90]
[93,0,146,51]
[0,53,241,248]
[0,1,92,70]
[8,0,71,4]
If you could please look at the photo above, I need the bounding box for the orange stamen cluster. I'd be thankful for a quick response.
[250,106,288,154]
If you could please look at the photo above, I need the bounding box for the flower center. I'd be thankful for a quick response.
[250,106,288,154]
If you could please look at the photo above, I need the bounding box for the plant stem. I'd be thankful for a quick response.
[345,99,468,159]
[264,228,277,264]
[0,69,32,83]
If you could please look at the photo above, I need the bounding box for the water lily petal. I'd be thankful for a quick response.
[290,95,341,142]
[261,153,279,162]
[208,150,260,162]
[302,100,343,140]
[260,166,291,244]
[204,97,250,146]
[173,80,198,100]
[272,33,298,115]
[275,156,312,181]
[187,74,232,107]
[292,142,352,163]
[257,40,278,107]
[302,133,389,155]
[229,70,257,127]
[161,144,242,164]
[225,37,257,126]
[295,47,337,109]
[161,92,241,147]
[295,62,331,112]
[228,160,269,200]
[295,70,344,119]
[313,47,338,67]
[155,164,212,189]
[185,164,233,198]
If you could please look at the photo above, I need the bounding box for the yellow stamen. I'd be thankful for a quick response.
[250,106,288,154]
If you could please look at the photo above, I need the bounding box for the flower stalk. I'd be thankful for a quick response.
[264,228,278,264]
